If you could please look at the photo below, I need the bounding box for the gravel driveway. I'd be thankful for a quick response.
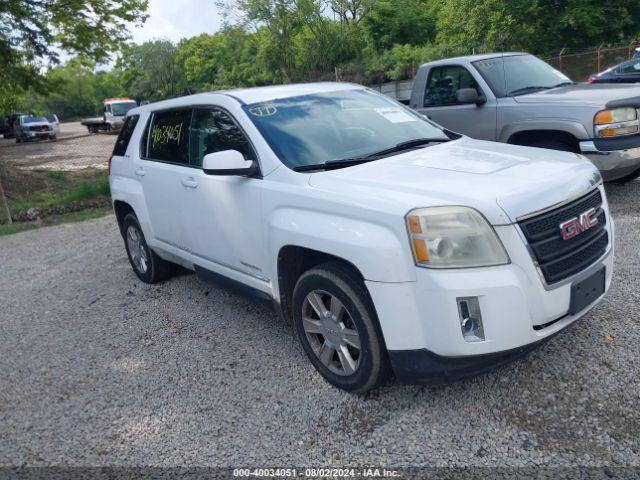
[1,122,115,171]
[1,182,639,473]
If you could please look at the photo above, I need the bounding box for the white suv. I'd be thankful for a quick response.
[109,83,614,393]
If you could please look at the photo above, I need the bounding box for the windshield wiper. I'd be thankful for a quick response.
[507,86,553,96]
[508,82,574,97]
[551,81,575,88]
[361,137,450,159]
[292,138,450,172]
[293,157,377,172]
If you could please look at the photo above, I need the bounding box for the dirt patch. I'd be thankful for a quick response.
[7,197,111,223]
[0,162,105,201]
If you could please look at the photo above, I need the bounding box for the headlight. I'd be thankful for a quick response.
[594,108,639,138]
[406,206,509,268]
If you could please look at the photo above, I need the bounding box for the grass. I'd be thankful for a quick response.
[7,174,110,214]
[44,170,67,181]
[0,206,113,237]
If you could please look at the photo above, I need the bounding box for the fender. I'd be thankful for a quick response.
[267,207,417,300]
[500,120,590,144]
[108,175,153,241]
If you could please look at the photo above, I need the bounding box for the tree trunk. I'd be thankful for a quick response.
[0,164,12,225]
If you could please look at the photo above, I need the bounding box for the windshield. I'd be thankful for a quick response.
[242,89,449,170]
[110,102,137,116]
[22,116,48,124]
[473,55,572,97]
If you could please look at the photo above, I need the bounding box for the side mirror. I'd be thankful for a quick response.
[456,88,486,106]
[202,150,259,177]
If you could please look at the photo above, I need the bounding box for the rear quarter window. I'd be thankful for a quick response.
[113,115,139,156]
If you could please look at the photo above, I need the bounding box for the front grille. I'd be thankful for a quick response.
[518,189,608,284]
[29,126,49,132]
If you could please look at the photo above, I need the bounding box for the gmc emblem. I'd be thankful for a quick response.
[559,207,598,241]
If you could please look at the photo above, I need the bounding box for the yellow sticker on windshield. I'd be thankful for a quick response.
[248,104,277,117]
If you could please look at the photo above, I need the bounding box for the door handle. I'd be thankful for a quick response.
[134,167,145,177]
[181,177,198,188]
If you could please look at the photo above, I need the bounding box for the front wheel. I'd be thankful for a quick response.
[122,213,173,283]
[292,262,390,393]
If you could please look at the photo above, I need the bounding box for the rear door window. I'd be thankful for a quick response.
[189,108,256,167]
[113,115,139,156]
[147,109,191,164]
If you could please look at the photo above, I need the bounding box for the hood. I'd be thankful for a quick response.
[308,138,601,225]
[513,83,640,107]
[24,122,50,128]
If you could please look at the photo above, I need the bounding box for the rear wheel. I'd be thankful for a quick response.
[122,213,173,283]
[292,262,390,393]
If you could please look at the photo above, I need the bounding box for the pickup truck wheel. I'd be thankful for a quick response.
[292,262,390,393]
[122,213,172,284]
[527,139,576,152]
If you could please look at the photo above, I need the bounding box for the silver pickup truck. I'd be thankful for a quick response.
[408,52,640,182]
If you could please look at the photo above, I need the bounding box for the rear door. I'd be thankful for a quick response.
[135,108,193,252]
[417,65,497,140]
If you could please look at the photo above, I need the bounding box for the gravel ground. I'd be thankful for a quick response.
[0,181,639,472]
[1,122,115,171]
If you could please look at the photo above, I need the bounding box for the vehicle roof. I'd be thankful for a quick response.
[129,82,364,115]
[420,52,528,67]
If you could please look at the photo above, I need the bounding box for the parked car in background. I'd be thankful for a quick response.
[633,47,640,60]
[408,52,640,182]
[1,113,28,139]
[13,115,56,143]
[588,58,640,84]
[109,83,613,393]
[81,98,137,133]
[46,114,60,136]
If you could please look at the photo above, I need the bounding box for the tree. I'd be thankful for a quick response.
[0,0,148,91]
[362,0,440,51]
[118,41,184,102]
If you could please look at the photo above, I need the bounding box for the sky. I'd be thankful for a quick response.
[131,0,225,44]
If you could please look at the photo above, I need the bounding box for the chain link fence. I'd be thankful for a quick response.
[545,43,639,82]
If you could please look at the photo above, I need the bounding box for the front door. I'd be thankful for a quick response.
[183,107,266,280]
[417,64,497,140]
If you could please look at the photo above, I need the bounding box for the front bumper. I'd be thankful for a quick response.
[25,131,53,139]
[580,135,640,181]
[388,335,554,384]
[366,192,614,382]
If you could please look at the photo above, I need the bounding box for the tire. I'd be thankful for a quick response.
[50,135,57,142]
[15,137,21,143]
[122,213,173,283]
[292,262,390,393]
[527,139,576,152]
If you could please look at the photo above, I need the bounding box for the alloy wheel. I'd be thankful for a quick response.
[126,225,148,274]
[302,290,362,376]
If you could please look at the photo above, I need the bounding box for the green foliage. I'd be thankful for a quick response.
[118,40,185,101]
[21,59,124,120]
[6,0,640,117]
[0,0,148,92]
